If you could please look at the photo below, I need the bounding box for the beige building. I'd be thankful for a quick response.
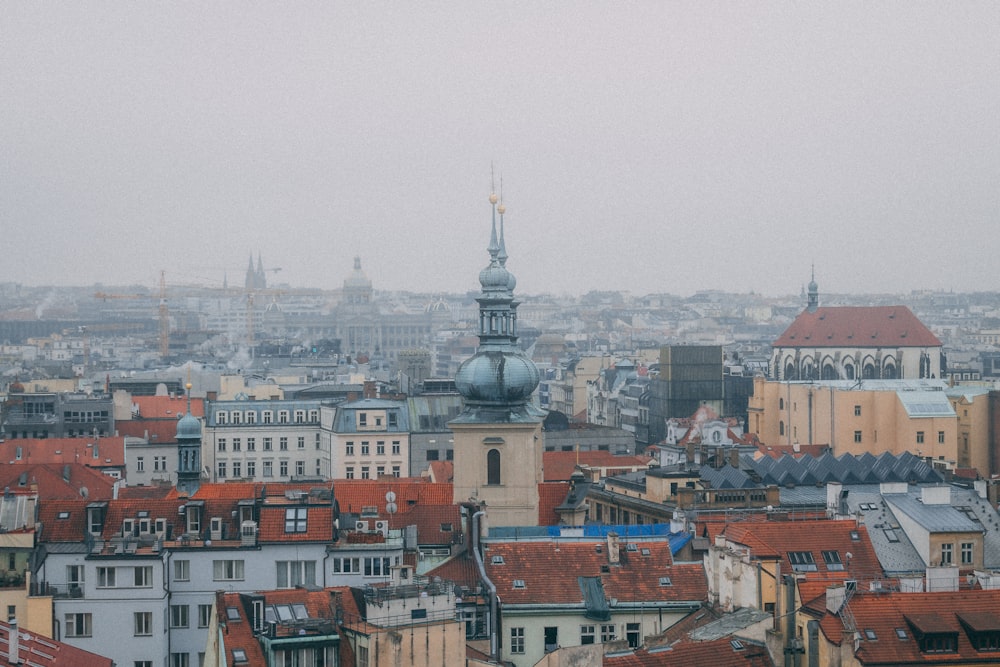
[748,377,964,468]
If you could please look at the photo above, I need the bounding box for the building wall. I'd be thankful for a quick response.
[451,420,542,528]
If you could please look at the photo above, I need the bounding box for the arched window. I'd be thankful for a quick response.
[822,364,837,380]
[863,363,877,379]
[487,449,501,486]
[844,364,855,380]
[779,398,784,410]
[779,421,785,436]
[882,362,897,379]
[784,362,796,380]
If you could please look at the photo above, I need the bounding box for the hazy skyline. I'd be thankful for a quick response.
[2,3,998,298]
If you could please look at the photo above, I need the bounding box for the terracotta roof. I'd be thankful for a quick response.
[604,636,773,666]
[0,462,115,501]
[483,540,706,606]
[215,591,266,667]
[333,478,453,516]
[543,451,653,482]
[0,437,126,468]
[258,504,334,543]
[37,499,93,543]
[425,552,482,590]
[0,619,114,667]
[424,460,453,483]
[396,504,462,546]
[721,519,883,583]
[131,395,204,419]
[773,306,941,348]
[820,589,1000,665]
[538,481,569,526]
[116,420,182,444]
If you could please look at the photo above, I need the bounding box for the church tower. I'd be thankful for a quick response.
[451,189,545,527]
[175,383,202,495]
[806,265,819,313]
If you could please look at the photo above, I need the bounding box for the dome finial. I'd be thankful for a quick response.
[497,174,509,267]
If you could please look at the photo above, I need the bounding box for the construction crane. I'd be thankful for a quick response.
[94,271,170,358]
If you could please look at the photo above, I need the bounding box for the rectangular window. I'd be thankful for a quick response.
[388,413,397,427]
[170,604,189,629]
[246,437,256,451]
[246,411,256,424]
[916,431,925,444]
[276,561,316,588]
[359,413,368,427]
[938,431,945,444]
[247,460,256,477]
[377,465,385,477]
[333,557,360,573]
[961,542,974,565]
[581,625,596,644]
[345,441,355,456]
[67,564,84,587]
[133,566,153,587]
[278,410,289,423]
[198,604,212,628]
[392,441,400,455]
[216,412,227,425]
[280,461,289,477]
[297,436,305,449]
[134,611,152,636]
[346,466,354,479]
[426,450,439,461]
[854,431,862,443]
[280,437,288,450]
[392,465,400,477]
[232,461,241,478]
[510,627,525,654]
[263,460,273,477]
[295,460,305,476]
[263,411,272,424]
[174,560,190,582]
[97,566,116,588]
[822,551,844,571]
[213,560,245,581]
[217,438,226,452]
[230,411,241,424]
[263,437,273,451]
[789,551,818,572]
[217,461,226,478]
[626,623,641,648]
[285,507,307,533]
[66,613,92,637]
[361,442,370,456]
[376,441,385,455]
[295,410,305,423]
[232,438,241,452]
[854,405,861,416]
[364,557,391,577]
[136,456,145,472]
[941,543,953,565]
[170,654,189,667]
[361,466,370,480]
[154,456,166,472]
[601,624,617,642]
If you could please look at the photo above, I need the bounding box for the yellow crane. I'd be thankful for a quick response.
[94,270,170,358]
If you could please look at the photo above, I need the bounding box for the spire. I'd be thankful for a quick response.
[807,264,819,313]
[497,175,508,267]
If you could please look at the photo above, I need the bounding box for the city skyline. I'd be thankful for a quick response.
[2,3,998,298]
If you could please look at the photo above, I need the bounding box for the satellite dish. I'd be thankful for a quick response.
[386,502,397,514]
[385,491,397,503]
[79,486,89,498]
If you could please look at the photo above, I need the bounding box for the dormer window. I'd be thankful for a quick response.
[490,555,504,565]
[278,410,289,423]
[230,411,241,424]
[359,413,368,427]
[788,551,818,572]
[823,550,844,571]
[216,412,227,425]
[262,410,273,424]
[246,411,256,424]
[186,504,202,535]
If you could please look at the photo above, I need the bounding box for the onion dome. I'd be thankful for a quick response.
[175,383,201,440]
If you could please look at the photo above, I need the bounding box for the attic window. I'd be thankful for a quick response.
[884,528,900,543]
[895,628,908,640]
[57,511,70,519]
[512,579,526,589]
[641,548,651,556]
[823,551,844,571]
[850,530,861,541]
[491,555,505,565]
[226,607,241,621]
[625,543,638,552]
[730,639,744,651]
[137,510,149,518]
[232,649,248,664]
[658,577,672,586]
[865,629,877,641]
[788,551,818,572]
[601,565,610,573]
[285,507,307,533]
[440,523,453,532]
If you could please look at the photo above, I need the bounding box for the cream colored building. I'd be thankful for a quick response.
[748,377,963,468]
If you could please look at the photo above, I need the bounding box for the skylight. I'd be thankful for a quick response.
[490,555,504,565]
[659,577,672,586]
[226,607,241,621]
[232,649,248,664]
[512,579,526,589]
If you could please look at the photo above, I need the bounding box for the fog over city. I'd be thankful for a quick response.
[2,3,998,297]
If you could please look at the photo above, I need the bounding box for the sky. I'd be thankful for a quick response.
[2,3,998,299]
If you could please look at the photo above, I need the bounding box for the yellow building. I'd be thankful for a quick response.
[748,377,963,469]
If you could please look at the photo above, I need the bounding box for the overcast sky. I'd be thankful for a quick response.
[2,3,998,298]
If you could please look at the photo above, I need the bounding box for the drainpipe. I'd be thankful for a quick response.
[471,510,498,661]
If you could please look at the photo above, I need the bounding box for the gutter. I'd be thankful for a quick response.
[471,510,499,661]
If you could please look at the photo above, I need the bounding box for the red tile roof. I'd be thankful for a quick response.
[605,636,773,666]
[774,306,941,348]
[543,451,653,482]
[0,619,114,667]
[396,504,462,546]
[0,437,126,468]
[721,519,883,584]
[333,478,454,515]
[0,463,115,501]
[131,395,204,419]
[258,504,334,543]
[424,460,453,483]
[116,420,183,444]
[818,589,1000,665]
[483,540,706,606]
[538,481,569,526]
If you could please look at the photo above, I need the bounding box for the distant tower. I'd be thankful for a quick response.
[344,257,372,305]
[807,265,819,313]
[256,252,267,290]
[244,252,267,290]
[175,383,202,495]
[451,188,545,527]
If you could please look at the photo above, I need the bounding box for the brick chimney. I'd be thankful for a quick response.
[607,532,620,565]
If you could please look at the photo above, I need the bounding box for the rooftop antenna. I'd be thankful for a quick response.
[497,174,508,267]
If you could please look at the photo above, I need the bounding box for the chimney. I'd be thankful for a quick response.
[8,618,19,665]
[729,448,740,469]
[607,532,620,565]
[206,391,217,401]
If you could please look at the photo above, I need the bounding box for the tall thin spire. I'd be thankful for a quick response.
[497,175,508,267]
